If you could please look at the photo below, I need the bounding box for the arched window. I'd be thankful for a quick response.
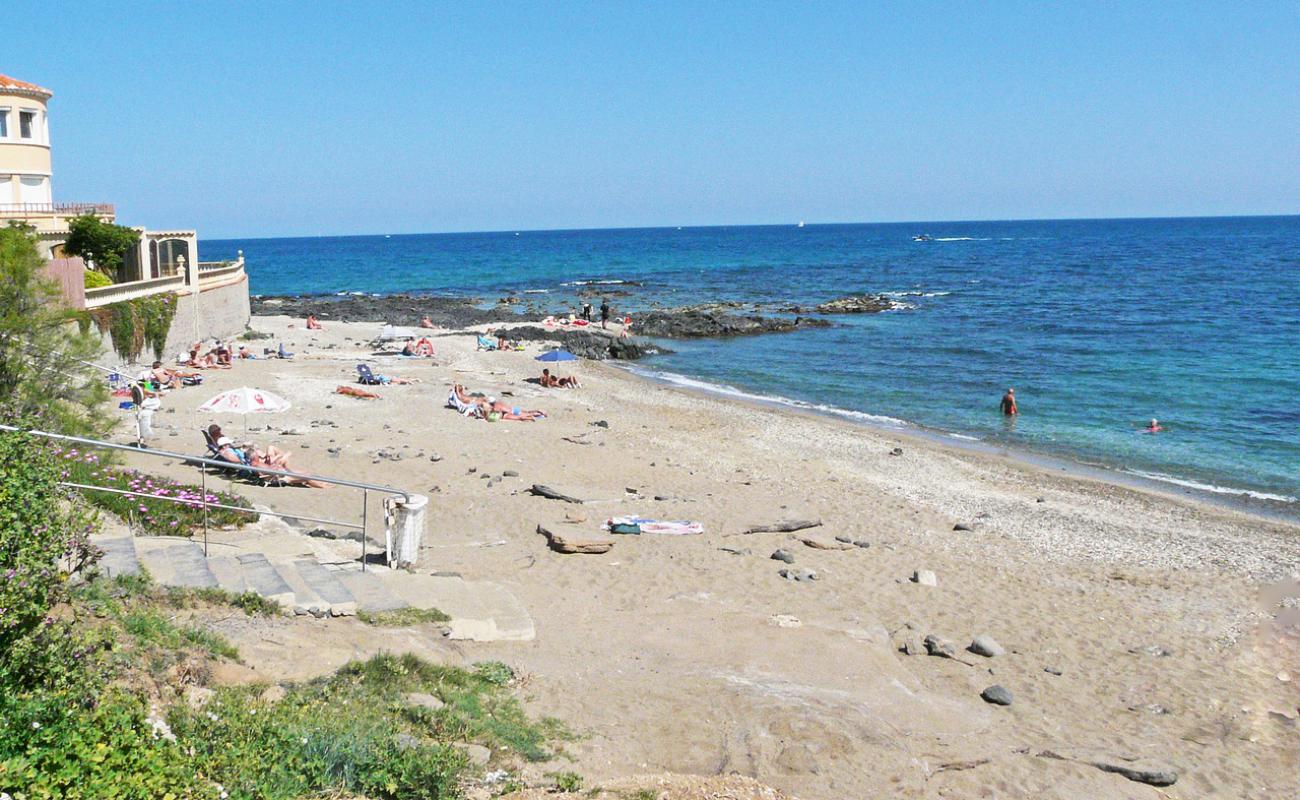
[157,239,190,278]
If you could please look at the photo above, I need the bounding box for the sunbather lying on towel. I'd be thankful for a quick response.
[151,361,198,389]
[419,316,435,329]
[540,368,581,388]
[337,385,381,399]
[478,396,545,421]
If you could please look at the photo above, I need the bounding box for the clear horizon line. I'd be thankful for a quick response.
[201,211,1299,242]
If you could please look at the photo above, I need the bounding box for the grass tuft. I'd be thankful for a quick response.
[357,606,451,626]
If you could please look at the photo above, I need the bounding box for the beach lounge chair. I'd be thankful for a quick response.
[476,335,498,351]
[356,364,386,385]
[446,388,482,417]
[199,429,289,485]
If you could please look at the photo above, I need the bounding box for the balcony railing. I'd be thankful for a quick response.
[84,274,186,309]
[197,256,246,288]
[0,202,115,217]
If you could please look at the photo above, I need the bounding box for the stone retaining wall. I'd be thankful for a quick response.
[89,274,251,372]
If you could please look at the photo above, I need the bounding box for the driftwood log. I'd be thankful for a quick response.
[529,484,585,504]
[742,518,823,534]
[536,523,613,554]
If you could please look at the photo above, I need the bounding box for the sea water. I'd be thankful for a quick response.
[204,216,1300,512]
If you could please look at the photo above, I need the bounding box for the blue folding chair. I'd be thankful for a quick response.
[356,364,385,385]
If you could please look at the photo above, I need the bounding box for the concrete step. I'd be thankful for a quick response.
[134,538,218,588]
[336,569,407,613]
[233,553,296,608]
[91,535,141,579]
[385,573,536,642]
[286,559,357,616]
[206,556,248,594]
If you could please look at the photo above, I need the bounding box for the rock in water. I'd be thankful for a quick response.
[969,635,1005,657]
[912,570,938,586]
[814,294,898,314]
[923,634,956,658]
[981,685,1013,705]
[770,549,795,564]
[633,308,831,339]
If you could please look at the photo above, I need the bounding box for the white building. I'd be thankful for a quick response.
[0,71,245,311]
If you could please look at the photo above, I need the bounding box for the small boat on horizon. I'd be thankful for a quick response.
[912,233,934,242]
[798,220,806,228]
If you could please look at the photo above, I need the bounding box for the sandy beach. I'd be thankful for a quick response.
[122,316,1300,799]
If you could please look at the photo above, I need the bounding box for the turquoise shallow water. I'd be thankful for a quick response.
[204,216,1300,511]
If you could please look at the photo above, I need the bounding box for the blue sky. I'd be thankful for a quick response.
[6,1,1298,237]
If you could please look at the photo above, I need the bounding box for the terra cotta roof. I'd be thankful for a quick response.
[0,74,53,97]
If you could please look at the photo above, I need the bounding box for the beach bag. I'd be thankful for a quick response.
[609,522,641,535]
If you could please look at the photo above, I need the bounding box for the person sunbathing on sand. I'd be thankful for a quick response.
[479,396,545,421]
[336,385,381,399]
[187,343,228,369]
[540,368,580,388]
[150,361,186,389]
[419,316,435,329]
[306,314,323,330]
[414,337,435,357]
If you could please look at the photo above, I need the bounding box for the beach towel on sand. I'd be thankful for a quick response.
[603,516,704,536]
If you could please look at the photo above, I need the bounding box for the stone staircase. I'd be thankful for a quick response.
[91,531,534,642]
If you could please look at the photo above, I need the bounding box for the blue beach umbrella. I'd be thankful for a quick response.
[535,350,578,362]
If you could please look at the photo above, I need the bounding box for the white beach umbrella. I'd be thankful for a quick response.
[198,387,291,431]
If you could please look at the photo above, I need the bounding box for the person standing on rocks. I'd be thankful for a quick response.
[1000,388,1018,416]
[582,302,593,322]
[600,299,611,329]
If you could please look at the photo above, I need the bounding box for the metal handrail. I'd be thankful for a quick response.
[0,425,411,501]
[1,424,415,569]
[60,482,365,531]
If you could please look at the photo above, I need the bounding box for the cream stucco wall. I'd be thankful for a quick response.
[0,90,53,204]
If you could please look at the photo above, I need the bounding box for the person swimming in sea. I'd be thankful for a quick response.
[1145,418,1164,433]
[1000,388,1018,416]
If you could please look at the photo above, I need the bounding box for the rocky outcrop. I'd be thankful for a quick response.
[632,308,831,338]
[813,294,897,314]
[507,327,668,360]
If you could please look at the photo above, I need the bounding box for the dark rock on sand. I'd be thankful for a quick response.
[770,549,795,564]
[953,523,974,532]
[632,307,831,339]
[778,567,818,582]
[923,634,956,658]
[981,685,1013,705]
[814,294,898,314]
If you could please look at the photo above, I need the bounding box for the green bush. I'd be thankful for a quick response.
[63,214,139,278]
[0,228,108,435]
[0,430,98,658]
[83,269,112,289]
[0,690,211,800]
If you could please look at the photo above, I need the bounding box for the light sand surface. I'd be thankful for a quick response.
[118,317,1299,799]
